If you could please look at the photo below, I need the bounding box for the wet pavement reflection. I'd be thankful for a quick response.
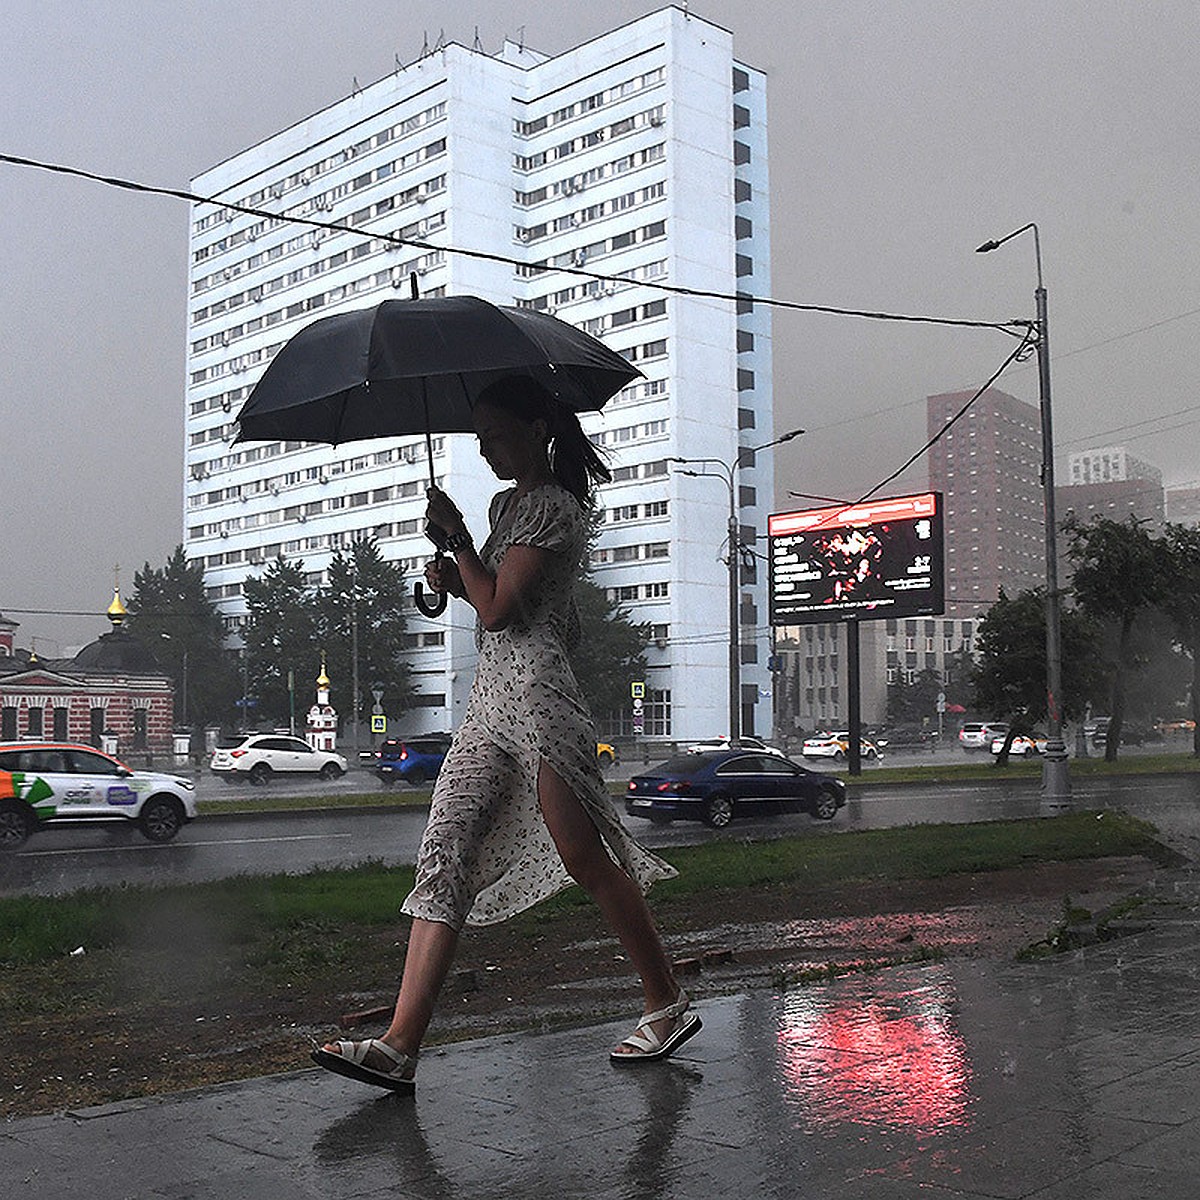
[774,972,973,1135]
[9,894,1200,1200]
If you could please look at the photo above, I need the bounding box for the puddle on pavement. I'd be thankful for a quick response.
[772,968,974,1135]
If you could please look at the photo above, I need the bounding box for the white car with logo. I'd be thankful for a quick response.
[990,733,1047,757]
[801,731,881,761]
[0,741,197,850]
[210,733,347,785]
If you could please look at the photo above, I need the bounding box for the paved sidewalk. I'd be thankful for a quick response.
[6,868,1200,1199]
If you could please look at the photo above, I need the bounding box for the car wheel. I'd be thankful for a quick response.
[406,767,427,786]
[813,787,840,821]
[598,750,615,767]
[703,794,734,829]
[139,796,185,843]
[319,762,343,781]
[0,800,35,850]
[833,749,845,762]
[248,763,272,786]
[865,747,877,760]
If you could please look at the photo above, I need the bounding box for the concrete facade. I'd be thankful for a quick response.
[184,7,772,744]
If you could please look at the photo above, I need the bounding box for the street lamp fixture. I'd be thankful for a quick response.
[672,427,804,745]
[976,223,1070,809]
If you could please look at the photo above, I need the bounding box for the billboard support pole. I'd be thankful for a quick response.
[846,618,862,776]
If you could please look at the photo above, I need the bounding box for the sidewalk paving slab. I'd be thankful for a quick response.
[5,875,1200,1200]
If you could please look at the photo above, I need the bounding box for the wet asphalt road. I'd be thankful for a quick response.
[2,768,1198,898]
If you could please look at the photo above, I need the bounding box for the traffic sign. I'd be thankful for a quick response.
[370,715,387,734]
[631,681,645,699]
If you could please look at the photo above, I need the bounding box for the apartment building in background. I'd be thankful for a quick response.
[1057,444,1166,535]
[1166,484,1200,528]
[183,7,773,743]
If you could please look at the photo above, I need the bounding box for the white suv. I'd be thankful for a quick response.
[210,734,347,786]
[0,742,197,849]
[959,722,1008,751]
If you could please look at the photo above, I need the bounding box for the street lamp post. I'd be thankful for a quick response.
[976,223,1070,809]
[672,427,804,745]
[350,559,360,769]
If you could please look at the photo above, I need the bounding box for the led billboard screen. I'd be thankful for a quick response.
[768,492,944,624]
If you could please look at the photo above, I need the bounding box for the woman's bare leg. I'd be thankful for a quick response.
[322,917,458,1067]
[536,762,683,1053]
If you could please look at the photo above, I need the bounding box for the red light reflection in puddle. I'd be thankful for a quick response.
[775,975,973,1134]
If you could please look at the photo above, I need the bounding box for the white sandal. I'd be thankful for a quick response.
[610,991,702,1063]
[311,1038,417,1092]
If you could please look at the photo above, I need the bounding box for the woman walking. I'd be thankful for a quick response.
[313,377,699,1092]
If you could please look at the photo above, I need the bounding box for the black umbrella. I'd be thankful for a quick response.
[234,294,640,614]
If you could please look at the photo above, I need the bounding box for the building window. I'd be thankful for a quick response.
[53,707,69,740]
[2,706,17,740]
[646,688,671,737]
[132,709,148,750]
[734,141,751,165]
[27,706,43,739]
[733,103,751,129]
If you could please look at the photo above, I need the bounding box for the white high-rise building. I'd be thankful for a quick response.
[184,6,772,743]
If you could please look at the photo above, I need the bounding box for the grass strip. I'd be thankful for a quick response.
[0,810,1163,968]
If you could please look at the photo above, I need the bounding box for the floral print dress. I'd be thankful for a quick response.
[402,482,677,928]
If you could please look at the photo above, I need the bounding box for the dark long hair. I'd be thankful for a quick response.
[474,376,610,507]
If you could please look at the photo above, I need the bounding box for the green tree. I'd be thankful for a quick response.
[1064,516,1165,760]
[318,537,415,733]
[570,574,650,724]
[886,666,942,726]
[972,588,1104,763]
[126,545,237,732]
[242,555,321,727]
[1159,524,1200,757]
[941,646,976,711]
[569,513,650,728]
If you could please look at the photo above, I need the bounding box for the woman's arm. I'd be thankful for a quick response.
[453,541,549,632]
[425,486,549,631]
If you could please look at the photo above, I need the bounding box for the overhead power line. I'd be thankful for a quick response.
[0,151,1025,336]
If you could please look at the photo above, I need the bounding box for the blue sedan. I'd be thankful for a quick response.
[625,750,846,829]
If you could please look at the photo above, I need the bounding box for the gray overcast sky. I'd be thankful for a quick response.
[3,1,1198,653]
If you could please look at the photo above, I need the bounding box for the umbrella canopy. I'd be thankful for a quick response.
[234,295,640,446]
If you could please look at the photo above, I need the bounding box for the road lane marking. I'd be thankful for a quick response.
[16,833,354,857]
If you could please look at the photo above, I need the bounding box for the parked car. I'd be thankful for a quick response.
[958,722,1009,751]
[626,750,845,829]
[686,735,787,758]
[597,741,619,767]
[879,726,938,753]
[990,733,1047,757]
[801,731,880,761]
[210,734,347,785]
[0,741,197,849]
[374,735,452,786]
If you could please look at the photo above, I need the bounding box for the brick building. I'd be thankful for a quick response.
[0,594,174,761]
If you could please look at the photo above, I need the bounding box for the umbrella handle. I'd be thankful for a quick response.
[414,579,448,618]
